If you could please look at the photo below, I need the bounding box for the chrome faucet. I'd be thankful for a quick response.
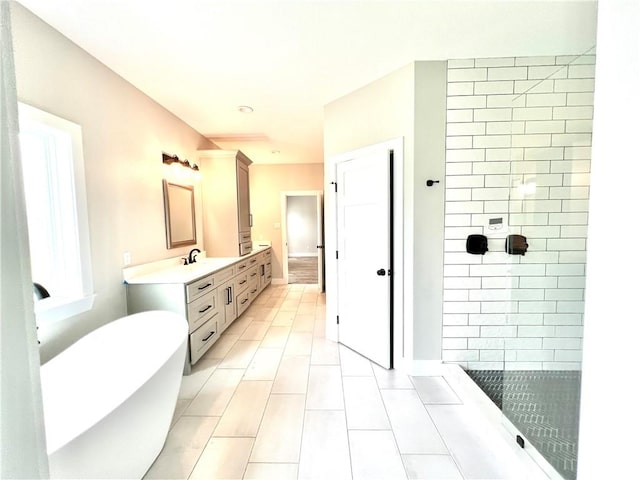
[188,248,201,264]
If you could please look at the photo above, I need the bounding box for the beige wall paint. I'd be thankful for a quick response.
[249,163,324,280]
[11,4,216,362]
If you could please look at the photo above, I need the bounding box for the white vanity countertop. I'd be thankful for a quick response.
[123,245,270,285]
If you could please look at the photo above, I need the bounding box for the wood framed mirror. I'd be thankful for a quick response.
[162,179,197,248]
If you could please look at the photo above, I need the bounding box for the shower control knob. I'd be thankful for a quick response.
[376,268,386,276]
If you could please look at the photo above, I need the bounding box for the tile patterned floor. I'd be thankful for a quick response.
[144,284,548,480]
[466,370,580,480]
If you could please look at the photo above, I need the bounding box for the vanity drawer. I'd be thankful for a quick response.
[213,266,235,284]
[187,291,219,333]
[248,278,260,302]
[186,274,215,302]
[236,289,251,317]
[235,258,249,273]
[248,254,259,268]
[247,265,259,284]
[189,316,219,364]
[240,241,252,256]
[239,231,252,243]
[235,271,250,293]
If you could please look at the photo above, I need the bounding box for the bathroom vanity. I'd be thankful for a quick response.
[124,247,272,373]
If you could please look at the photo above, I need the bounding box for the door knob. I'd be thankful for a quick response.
[376,269,386,276]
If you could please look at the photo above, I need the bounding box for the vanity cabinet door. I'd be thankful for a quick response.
[218,280,236,333]
[199,149,253,257]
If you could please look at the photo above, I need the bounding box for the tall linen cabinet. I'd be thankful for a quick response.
[199,149,253,257]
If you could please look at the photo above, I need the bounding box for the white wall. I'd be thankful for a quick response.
[443,55,594,371]
[11,3,215,362]
[286,196,317,256]
[578,1,640,478]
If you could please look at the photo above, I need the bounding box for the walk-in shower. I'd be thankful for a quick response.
[443,50,595,479]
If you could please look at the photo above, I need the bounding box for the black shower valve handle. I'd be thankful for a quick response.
[426,179,440,187]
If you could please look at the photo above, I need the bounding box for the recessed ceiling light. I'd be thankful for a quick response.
[237,105,254,113]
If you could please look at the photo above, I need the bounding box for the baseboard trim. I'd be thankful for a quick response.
[395,359,447,376]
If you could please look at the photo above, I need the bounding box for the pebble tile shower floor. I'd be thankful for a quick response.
[144,284,548,480]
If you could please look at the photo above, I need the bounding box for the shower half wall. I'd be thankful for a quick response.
[443,54,594,480]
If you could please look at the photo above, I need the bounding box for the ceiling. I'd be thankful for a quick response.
[17,1,597,164]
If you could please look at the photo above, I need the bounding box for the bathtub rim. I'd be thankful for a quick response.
[40,310,187,455]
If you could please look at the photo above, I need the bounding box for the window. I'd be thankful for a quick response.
[18,103,94,323]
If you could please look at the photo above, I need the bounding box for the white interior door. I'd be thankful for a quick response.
[336,148,391,368]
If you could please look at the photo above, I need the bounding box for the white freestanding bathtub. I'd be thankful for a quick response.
[40,311,188,479]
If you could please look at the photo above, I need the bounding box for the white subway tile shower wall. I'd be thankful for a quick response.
[444,55,594,371]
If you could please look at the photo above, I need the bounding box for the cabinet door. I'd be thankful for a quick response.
[236,161,251,233]
[217,280,236,333]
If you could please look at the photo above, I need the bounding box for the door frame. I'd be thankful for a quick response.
[324,137,407,369]
[280,190,324,290]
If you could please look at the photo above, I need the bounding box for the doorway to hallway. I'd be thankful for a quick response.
[281,191,324,290]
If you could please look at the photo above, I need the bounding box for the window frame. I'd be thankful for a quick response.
[18,102,95,324]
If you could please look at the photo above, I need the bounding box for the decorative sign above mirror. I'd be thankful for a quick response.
[162,179,197,249]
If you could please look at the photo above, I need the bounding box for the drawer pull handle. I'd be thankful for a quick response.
[250,258,257,263]
[198,283,212,290]
[241,298,248,305]
[251,288,257,294]
[198,305,212,314]
[239,279,247,285]
[250,272,257,277]
[238,265,246,269]
[226,287,232,304]
[202,331,216,342]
